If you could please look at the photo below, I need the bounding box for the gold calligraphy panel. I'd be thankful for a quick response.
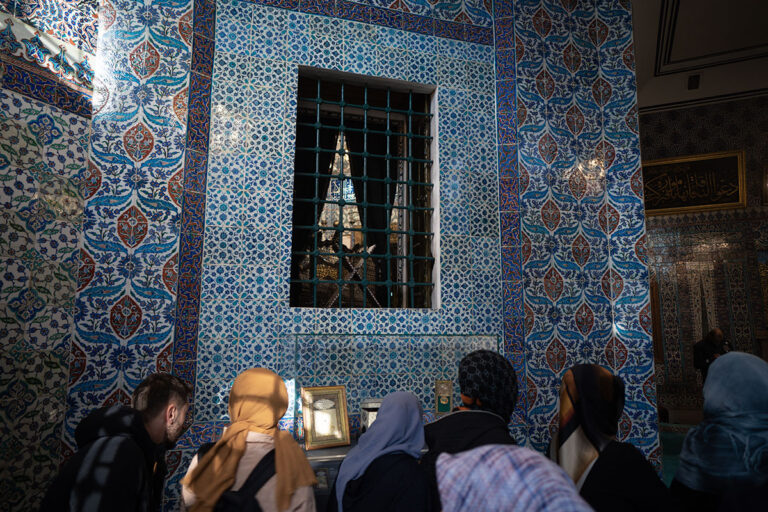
[642,150,746,215]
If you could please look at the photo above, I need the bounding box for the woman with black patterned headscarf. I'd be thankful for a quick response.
[420,350,518,509]
[550,364,669,512]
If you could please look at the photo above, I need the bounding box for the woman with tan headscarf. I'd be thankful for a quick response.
[181,368,317,512]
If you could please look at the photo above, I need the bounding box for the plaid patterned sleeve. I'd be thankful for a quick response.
[437,444,594,511]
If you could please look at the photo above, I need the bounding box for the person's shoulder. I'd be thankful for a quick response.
[601,441,651,463]
[96,434,148,467]
[597,442,662,481]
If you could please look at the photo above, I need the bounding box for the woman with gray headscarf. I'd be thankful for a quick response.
[671,352,768,511]
[327,392,434,512]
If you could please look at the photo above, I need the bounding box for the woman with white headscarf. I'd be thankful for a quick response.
[327,392,434,512]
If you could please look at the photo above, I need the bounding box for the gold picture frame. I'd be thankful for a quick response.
[642,150,746,216]
[300,385,350,450]
[435,380,453,414]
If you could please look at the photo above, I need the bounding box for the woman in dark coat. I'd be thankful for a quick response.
[327,392,434,512]
[671,352,768,512]
[551,364,669,511]
[420,349,518,508]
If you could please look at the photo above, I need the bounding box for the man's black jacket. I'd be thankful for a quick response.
[40,405,167,512]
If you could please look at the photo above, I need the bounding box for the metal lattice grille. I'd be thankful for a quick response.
[290,75,435,308]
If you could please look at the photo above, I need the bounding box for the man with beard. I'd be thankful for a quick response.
[40,373,192,512]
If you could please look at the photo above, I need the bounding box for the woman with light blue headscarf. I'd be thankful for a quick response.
[671,352,768,511]
[327,392,435,512]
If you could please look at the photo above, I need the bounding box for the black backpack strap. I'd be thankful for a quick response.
[236,449,277,500]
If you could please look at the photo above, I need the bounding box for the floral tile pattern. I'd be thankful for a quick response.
[0,0,659,508]
[0,88,88,511]
[181,2,503,448]
[0,15,94,91]
[65,0,193,458]
[501,0,659,462]
[1,0,99,53]
[245,0,494,45]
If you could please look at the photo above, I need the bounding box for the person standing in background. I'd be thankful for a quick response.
[694,328,730,382]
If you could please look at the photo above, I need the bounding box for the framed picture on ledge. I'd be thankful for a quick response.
[300,385,350,450]
[641,150,746,216]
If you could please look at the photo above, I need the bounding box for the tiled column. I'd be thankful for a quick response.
[67,0,193,449]
[510,0,658,461]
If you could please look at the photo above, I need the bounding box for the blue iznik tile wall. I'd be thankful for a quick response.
[66,0,193,460]
[193,0,501,421]
[0,0,659,508]
[0,0,99,53]
[505,0,659,464]
[0,89,89,510]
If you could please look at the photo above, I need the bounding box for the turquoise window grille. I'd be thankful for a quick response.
[290,74,435,308]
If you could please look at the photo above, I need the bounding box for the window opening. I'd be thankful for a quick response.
[290,75,434,308]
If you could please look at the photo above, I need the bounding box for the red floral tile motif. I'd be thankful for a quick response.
[565,105,584,135]
[163,253,178,294]
[618,412,632,441]
[601,268,624,299]
[592,77,612,107]
[545,337,566,373]
[517,98,528,126]
[526,374,538,409]
[179,10,193,45]
[544,267,564,301]
[129,40,161,79]
[563,43,581,73]
[515,34,524,63]
[588,18,609,47]
[110,294,142,340]
[123,122,155,162]
[623,43,635,70]
[532,8,551,37]
[156,342,174,372]
[541,199,561,232]
[575,303,594,335]
[572,235,591,267]
[639,304,652,334]
[168,169,184,208]
[643,374,657,404]
[595,140,615,170]
[630,168,644,198]
[538,133,557,164]
[560,0,577,12]
[524,302,535,335]
[519,162,530,193]
[625,104,639,134]
[598,203,620,235]
[535,69,555,100]
[78,248,95,291]
[522,231,532,264]
[103,388,131,407]
[634,235,647,264]
[82,159,101,199]
[173,87,188,125]
[568,167,586,199]
[117,205,148,248]
[605,337,628,370]
[68,342,87,386]
[101,0,117,32]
